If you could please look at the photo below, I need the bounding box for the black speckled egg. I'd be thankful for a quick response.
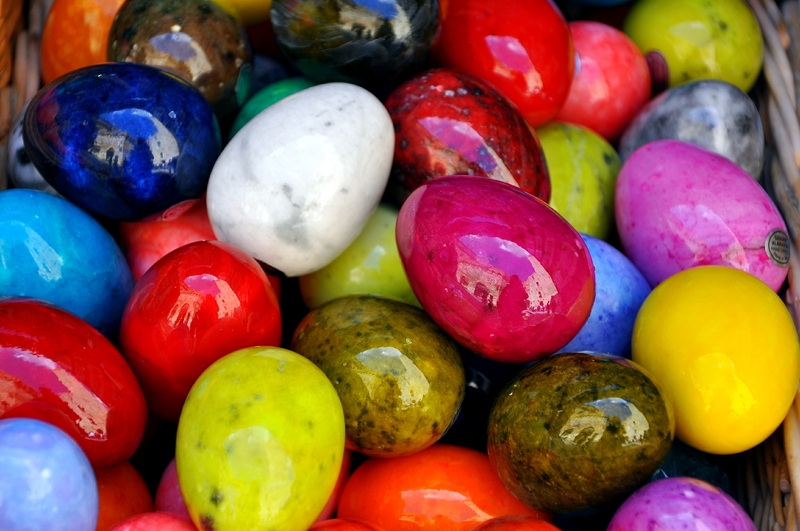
[291,295,465,457]
[488,353,674,514]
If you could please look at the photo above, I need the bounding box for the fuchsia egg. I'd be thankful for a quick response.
[396,176,595,363]
[616,140,789,290]
[607,477,755,531]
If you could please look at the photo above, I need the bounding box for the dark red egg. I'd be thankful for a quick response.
[119,240,282,422]
[432,0,573,127]
[0,298,148,467]
[385,69,550,202]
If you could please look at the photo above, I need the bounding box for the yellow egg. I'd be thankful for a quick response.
[632,266,800,455]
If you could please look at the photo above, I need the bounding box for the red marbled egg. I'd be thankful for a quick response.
[119,240,282,423]
[433,0,573,128]
[385,69,550,202]
[396,176,595,363]
[0,298,147,467]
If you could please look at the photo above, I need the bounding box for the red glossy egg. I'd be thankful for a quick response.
[95,461,154,531]
[0,298,147,467]
[337,444,550,531]
[396,176,595,363]
[470,516,563,531]
[119,240,282,422]
[432,0,573,127]
[555,21,651,142]
[119,197,217,283]
[109,512,198,531]
[384,69,550,202]
[120,196,282,296]
[310,519,386,531]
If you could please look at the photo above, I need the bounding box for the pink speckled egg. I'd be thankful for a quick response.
[616,140,788,290]
[607,477,755,531]
[396,175,595,363]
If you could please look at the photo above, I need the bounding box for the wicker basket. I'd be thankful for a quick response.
[0,0,42,187]
[4,0,800,528]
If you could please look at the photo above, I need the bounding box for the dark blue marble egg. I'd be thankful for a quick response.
[23,63,221,221]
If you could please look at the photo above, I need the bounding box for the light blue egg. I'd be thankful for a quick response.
[0,189,133,337]
[559,234,651,357]
[0,418,98,531]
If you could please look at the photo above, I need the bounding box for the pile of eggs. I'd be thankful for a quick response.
[2,0,798,530]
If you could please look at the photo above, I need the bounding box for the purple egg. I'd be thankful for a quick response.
[607,477,755,531]
[616,140,788,291]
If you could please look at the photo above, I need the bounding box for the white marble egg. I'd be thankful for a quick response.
[207,82,394,277]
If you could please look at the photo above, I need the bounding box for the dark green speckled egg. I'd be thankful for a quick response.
[487,353,674,514]
[291,295,465,457]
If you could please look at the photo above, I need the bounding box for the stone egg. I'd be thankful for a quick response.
[607,477,755,531]
[487,353,675,514]
[396,175,595,364]
[207,82,394,277]
[619,80,764,179]
[291,295,465,457]
[270,0,439,87]
[385,68,550,203]
[616,140,788,291]
[23,62,220,221]
[558,234,651,358]
[108,0,252,119]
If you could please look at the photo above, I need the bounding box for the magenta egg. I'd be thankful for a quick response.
[607,477,755,531]
[616,140,788,290]
[396,175,595,363]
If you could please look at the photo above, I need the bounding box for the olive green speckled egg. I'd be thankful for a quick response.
[291,295,465,457]
[487,353,674,514]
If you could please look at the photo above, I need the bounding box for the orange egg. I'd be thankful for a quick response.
[337,444,550,531]
[40,0,125,84]
[94,461,153,531]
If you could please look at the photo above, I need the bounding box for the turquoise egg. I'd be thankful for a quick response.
[0,189,133,337]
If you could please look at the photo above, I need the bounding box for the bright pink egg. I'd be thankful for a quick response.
[433,0,573,127]
[396,176,595,363]
[154,459,192,521]
[555,21,651,142]
[616,140,789,290]
[109,512,199,531]
[119,240,282,422]
[0,298,147,467]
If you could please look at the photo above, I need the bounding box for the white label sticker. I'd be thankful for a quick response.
[766,229,790,266]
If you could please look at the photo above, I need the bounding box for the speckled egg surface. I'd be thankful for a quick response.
[292,295,465,457]
[488,353,674,514]
[615,140,788,290]
[607,477,756,531]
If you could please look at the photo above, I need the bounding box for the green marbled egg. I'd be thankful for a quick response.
[488,353,674,514]
[292,295,465,457]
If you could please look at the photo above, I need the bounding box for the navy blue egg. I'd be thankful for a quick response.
[559,234,651,358]
[0,189,134,338]
[22,62,221,221]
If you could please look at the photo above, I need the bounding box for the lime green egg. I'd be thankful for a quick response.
[176,347,345,531]
[536,122,621,240]
[300,204,421,309]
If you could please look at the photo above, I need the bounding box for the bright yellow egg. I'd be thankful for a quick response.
[632,266,799,455]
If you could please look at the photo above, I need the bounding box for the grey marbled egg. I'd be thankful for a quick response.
[8,103,59,196]
[619,80,764,179]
